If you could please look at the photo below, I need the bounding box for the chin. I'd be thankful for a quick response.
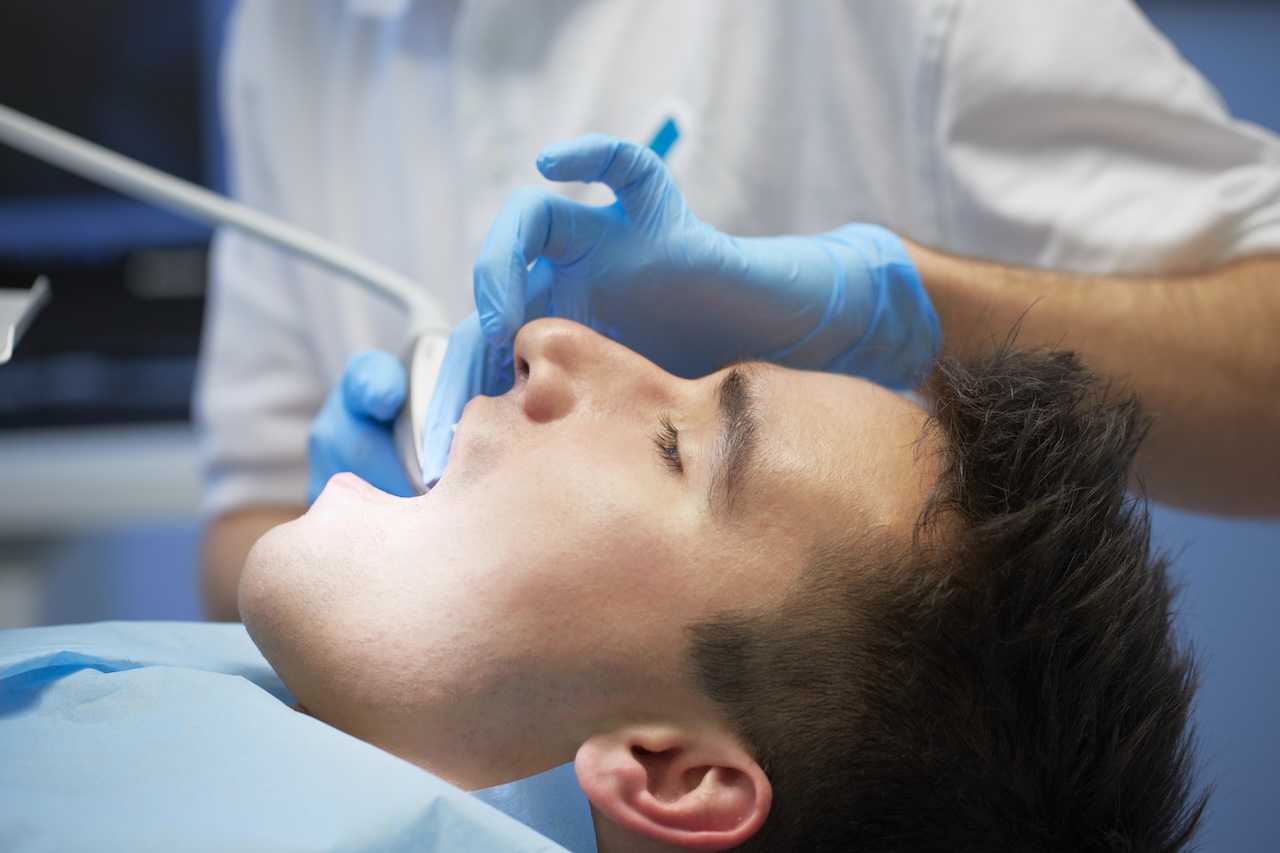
[238,513,390,711]
[238,519,311,669]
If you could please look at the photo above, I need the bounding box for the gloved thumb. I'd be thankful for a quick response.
[308,351,412,502]
[341,349,407,423]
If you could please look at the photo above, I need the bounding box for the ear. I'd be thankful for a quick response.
[575,726,771,851]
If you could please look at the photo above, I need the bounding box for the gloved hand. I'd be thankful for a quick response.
[472,132,940,386]
[308,349,415,501]
[419,133,942,487]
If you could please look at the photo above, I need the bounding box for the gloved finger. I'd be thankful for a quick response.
[341,349,407,423]
[536,133,669,220]
[420,314,516,488]
[473,185,605,348]
[308,371,414,502]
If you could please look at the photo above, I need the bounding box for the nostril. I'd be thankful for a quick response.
[517,356,530,378]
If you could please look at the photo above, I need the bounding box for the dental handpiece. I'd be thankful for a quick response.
[0,101,447,493]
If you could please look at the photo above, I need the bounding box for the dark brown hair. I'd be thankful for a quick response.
[690,346,1208,852]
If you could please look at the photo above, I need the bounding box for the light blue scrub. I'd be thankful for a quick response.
[0,621,597,852]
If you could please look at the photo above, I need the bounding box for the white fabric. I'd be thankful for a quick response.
[195,0,1280,516]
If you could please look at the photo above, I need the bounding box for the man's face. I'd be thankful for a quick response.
[240,319,934,789]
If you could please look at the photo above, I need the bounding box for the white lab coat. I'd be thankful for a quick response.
[195,0,1280,517]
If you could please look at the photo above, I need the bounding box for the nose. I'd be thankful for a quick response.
[513,318,675,423]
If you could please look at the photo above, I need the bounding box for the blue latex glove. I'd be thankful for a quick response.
[419,133,941,487]
[307,350,415,501]
[472,132,940,386]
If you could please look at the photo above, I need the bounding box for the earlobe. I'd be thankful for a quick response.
[575,728,771,851]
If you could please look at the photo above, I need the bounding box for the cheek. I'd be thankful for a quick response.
[487,529,698,680]
[480,461,699,616]
[494,439,664,531]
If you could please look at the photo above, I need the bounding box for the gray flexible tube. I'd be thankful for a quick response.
[0,101,436,324]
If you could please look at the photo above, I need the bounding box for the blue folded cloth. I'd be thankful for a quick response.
[0,621,592,852]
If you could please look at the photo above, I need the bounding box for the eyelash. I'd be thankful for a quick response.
[653,415,683,475]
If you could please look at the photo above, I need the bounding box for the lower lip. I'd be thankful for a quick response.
[312,471,388,508]
[327,471,377,492]
[447,396,488,451]
[457,394,488,425]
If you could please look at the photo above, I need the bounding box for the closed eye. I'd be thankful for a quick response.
[653,415,683,475]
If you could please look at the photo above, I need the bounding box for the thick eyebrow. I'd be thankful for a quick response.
[709,365,763,515]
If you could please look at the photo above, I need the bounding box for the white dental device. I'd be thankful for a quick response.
[0,275,50,365]
[0,102,447,493]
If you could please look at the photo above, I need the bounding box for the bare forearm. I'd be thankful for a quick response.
[906,241,1280,516]
[200,506,305,621]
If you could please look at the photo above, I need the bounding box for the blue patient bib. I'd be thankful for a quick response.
[475,763,598,853]
[0,621,579,852]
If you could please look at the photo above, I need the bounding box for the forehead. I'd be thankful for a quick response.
[739,366,936,540]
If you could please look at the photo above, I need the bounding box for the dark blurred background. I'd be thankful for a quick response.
[0,2,1275,849]
[0,0,226,426]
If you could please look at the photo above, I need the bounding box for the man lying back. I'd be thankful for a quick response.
[240,317,1206,852]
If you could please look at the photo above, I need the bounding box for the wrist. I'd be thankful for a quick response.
[822,224,941,389]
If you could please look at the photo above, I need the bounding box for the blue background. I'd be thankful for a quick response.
[1136,3,1280,850]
